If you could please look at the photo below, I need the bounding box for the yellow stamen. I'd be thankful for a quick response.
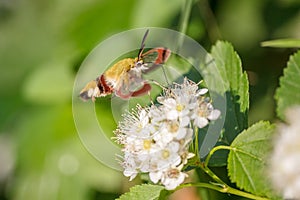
[162,150,170,159]
[143,140,152,150]
[168,121,179,133]
[137,123,143,132]
[176,104,184,112]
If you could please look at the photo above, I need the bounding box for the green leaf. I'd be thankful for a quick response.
[210,41,249,122]
[205,41,249,166]
[117,184,165,200]
[261,39,300,48]
[275,50,300,120]
[228,121,276,198]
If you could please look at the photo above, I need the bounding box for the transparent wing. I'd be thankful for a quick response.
[141,47,171,73]
[114,48,170,99]
[115,69,145,99]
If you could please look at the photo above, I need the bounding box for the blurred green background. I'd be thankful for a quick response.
[0,0,299,199]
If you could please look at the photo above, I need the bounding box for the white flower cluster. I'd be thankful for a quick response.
[270,106,300,199]
[114,78,221,190]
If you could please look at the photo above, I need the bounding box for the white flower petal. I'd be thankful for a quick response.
[176,128,187,140]
[124,169,138,181]
[208,109,221,120]
[164,98,177,108]
[169,142,180,152]
[197,88,208,95]
[161,169,187,190]
[149,171,162,183]
[166,110,178,120]
[194,117,208,128]
[180,116,190,127]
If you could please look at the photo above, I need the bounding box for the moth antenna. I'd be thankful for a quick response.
[138,29,149,60]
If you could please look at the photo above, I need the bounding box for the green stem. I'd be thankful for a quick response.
[176,182,226,193]
[194,126,199,157]
[198,163,226,185]
[179,0,193,36]
[204,145,232,167]
[186,145,270,200]
[176,0,193,53]
[197,0,222,42]
[177,183,269,200]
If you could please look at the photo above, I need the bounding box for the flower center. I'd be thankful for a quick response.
[137,123,143,132]
[162,150,170,159]
[167,168,179,178]
[197,104,208,117]
[176,104,185,112]
[197,109,205,117]
[143,140,152,150]
[168,121,179,133]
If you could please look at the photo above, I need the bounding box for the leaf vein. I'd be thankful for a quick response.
[235,153,257,192]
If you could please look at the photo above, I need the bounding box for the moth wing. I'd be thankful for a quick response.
[114,48,171,99]
[115,69,145,99]
[141,47,171,73]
